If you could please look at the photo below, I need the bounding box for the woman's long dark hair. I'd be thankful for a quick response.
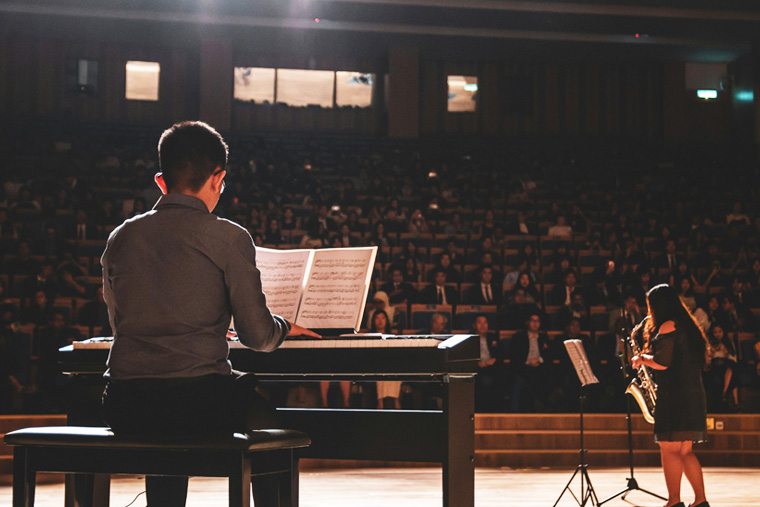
[643,283,709,367]
[370,309,390,334]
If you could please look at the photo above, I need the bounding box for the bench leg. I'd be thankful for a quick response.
[230,454,252,507]
[277,453,299,507]
[13,447,35,507]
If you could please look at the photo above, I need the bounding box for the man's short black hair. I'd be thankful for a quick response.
[158,121,228,192]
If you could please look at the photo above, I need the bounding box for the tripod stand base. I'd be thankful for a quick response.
[598,477,668,505]
[553,464,600,507]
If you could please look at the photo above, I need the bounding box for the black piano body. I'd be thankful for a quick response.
[59,334,479,507]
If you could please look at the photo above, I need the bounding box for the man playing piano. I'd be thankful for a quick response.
[100,121,319,507]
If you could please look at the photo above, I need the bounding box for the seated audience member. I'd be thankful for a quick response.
[262,216,286,246]
[396,240,426,265]
[555,292,592,331]
[704,323,739,412]
[719,293,754,333]
[379,267,417,305]
[473,314,502,412]
[726,202,751,227]
[336,223,358,248]
[407,208,430,235]
[545,254,575,285]
[509,313,552,412]
[464,265,501,306]
[508,211,532,235]
[547,214,573,238]
[692,294,720,332]
[33,310,81,412]
[517,243,539,270]
[369,220,394,248]
[470,236,497,264]
[584,269,622,309]
[479,209,497,239]
[609,294,644,355]
[654,238,685,273]
[444,212,474,236]
[316,204,339,234]
[57,269,87,298]
[419,267,458,306]
[77,285,112,335]
[549,269,581,306]
[508,271,541,307]
[371,309,401,409]
[0,305,25,413]
[57,251,88,278]
[442,237,465,266]
[628,267,655,307]
[421,312,450,335]
[70,209,100,241]
[402,257,422,283]
[299,217,325,249]
[280,206,300,230]
[500,288,541,330]
[428,252,461,283]
[21,290,53,326]
[364,291,396,329]
[18,259,58,301]
[4,240,40,276]
[0,207,18,239]
[675,275,698,312]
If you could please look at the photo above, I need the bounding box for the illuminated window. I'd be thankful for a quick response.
[125,61,160,101]
[447,75,478,112]
[276,69,334,107]
[234,67,275,103]
[336,72,374,107]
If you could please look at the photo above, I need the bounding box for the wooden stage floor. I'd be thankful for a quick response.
[4,466,757,507]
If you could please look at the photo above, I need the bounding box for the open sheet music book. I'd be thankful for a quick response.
[563,339,599,387]
[250,246,378,333]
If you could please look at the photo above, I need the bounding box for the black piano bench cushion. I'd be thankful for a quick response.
[4,426,311,451]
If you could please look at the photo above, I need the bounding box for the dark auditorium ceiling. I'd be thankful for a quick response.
[1,0,758,62]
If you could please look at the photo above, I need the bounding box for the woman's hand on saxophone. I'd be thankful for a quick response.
[631,355,644,369]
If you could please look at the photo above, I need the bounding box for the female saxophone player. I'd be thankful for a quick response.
[631,284,710,507]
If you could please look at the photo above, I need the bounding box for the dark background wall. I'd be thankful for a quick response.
[0,2,756,151]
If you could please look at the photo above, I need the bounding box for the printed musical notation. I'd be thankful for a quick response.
[256,249,311,321]
[254,246,377,330]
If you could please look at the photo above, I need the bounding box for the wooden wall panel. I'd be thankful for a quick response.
[585,64,600,136]
[544,65,560,136]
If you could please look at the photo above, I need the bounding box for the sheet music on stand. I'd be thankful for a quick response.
[564,339,599,387]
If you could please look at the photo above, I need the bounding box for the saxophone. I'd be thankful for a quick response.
[625,318,656,424]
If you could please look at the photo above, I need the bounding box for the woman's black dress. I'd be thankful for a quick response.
[651,323,708,443]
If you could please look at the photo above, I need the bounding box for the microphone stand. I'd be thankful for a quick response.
[599,332,666,505]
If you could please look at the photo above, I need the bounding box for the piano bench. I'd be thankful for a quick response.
[4,425,311,507]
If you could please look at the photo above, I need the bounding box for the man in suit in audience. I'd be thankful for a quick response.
[654,238,685,273]
[549,269,581,306]
[419,267,459,306]
[464,264,502,306]
[473,314,503,412]
[509,312,551,412]
[379,267,417,305]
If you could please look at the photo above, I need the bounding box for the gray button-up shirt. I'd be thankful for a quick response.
[102,193,290,380]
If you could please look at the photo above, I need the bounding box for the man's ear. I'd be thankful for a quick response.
[210,167,226,193]
[154,173,168,195]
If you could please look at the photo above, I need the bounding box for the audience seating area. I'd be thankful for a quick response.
[1,125,759,414]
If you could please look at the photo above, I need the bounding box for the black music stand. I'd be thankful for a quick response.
[554,340,600,507]
[598,340,666,505]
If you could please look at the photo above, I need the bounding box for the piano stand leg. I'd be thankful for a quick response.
[442,376,475,507]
